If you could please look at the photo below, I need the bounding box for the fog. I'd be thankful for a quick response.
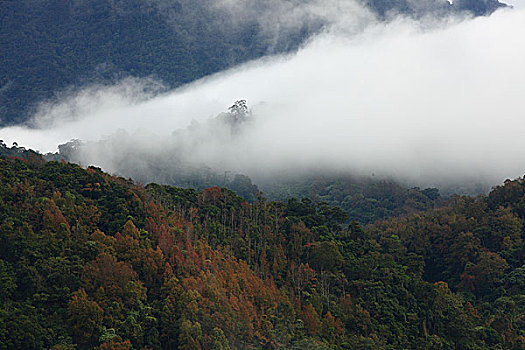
[1,4,525,189]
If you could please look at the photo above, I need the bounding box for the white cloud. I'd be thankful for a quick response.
[1,6,524,188]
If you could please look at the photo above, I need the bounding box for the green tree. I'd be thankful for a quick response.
[67,289,104,348]
[0,259,16,305]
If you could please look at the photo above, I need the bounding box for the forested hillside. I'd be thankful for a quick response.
[1,140,443,224]
[0,155,523,349]
[0,0,306,125]
[0,0,505,125]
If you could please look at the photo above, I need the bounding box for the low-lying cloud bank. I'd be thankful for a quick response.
[1,5,524,189]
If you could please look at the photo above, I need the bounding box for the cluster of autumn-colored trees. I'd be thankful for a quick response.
[0,155,524,349]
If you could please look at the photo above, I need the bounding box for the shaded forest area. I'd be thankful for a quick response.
[0,154,523,349]
[261,175,443,225]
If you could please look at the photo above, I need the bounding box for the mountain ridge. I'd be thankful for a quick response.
[0,0,507,126]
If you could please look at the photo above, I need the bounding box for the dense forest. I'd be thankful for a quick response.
[0,0,505,125]
[260,175,443,225]
[0,154,523,349]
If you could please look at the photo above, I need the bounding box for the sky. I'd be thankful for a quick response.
[1,2,524,189]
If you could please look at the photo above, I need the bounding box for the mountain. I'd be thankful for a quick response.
[0,154,523,349]
[0,0,506,126]
[0,0,317,126]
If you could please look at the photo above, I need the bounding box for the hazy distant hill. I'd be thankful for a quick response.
[0,0,318,125]
[1,138,443,225]
[0,0,505,126]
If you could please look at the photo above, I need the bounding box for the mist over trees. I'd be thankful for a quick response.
[40,100,443,225]
[0,0,506,125]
